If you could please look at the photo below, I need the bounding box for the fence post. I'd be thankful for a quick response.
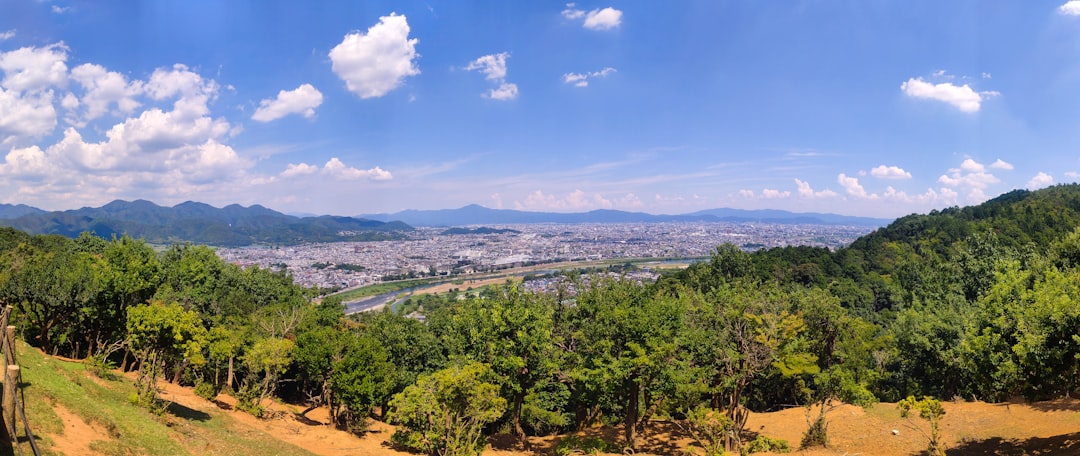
[3,365,18,441]
[4,326,14,367]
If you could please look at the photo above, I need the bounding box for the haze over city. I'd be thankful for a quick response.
[2,1,1080,218]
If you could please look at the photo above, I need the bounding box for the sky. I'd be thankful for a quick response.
[1,1,1080,218]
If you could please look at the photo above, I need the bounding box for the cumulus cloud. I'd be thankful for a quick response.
[1061,1,1080,15]
[0,87,57,142]
[0,55,266,207]
[989,159,1014,170]
[329,13,420,99]
[514,189,636,211]
[465,52,518,100]
[465,52,509,81]
[1027,172,1053,190]
[252,84,323,122]
[869,165,912,180]
[69,63,144,123]
[937,158,1007,202]
[0,30,14,41]
[282,158,392,181]
[0,42,69,92]
[761,188,791,199]
[561,3,586,20]
[837,173,876,199]
[794,179,838,198]
[900,76,998,113]
[562,4,622,30]
[562,67,616,88]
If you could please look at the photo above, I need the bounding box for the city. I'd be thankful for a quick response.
[216,222,877,289]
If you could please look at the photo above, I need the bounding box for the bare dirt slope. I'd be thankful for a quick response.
[42,370,1080,456]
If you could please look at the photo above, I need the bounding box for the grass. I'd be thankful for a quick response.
[12,340,319,456]
[329,278,435,302]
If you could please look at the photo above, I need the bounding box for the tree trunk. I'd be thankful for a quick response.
[172,358,189,384]
[624,378,639,449]
[226,356,235,391]
[512,392,526,442]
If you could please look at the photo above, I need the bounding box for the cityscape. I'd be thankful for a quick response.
[216,222,877,289]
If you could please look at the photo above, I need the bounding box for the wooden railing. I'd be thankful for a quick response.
[0,306,40,456]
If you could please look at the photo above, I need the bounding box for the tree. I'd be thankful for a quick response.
[898,396,946,456]
[429,282,557,441]
[388,362,507,456]
[126,300,207,410]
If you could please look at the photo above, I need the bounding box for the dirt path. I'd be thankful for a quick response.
[39,368,1080,456]
[47,400,112,456]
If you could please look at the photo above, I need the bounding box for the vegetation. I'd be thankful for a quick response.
[5,184,1080,452]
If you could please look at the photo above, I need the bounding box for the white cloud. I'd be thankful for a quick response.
[282,158,393,181]
[584,7,623,30]
[761,188,791,199]
[51,5,70,14]
[562,4,622,30]
[0,145,51,180]
[0,87,57,142]
[0,30,14,41]
[464,52,509,81]
[737,189,755,198]
[1027,172,1053,190]
[937,159,1005,204]
[514,189,637,211]
[69,63,144,122]
[0,42,69,92]
[562,67,616,88]
[1066,171,1080,179]
[252,83,323,122]
[485,83,518,101]
[900,77,998,113]
[561,3,585,20]
[869,165,912,180]
[1060,1,1080,15]
[794,179,838,198]
[959,158,985,173]
[465,53,518,100]
[989,159,1014,170]
[837,173,874,198]
[329,13,420,99]
[281,162,319,177]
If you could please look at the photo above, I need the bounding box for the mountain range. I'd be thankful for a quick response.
[359,204,891,227]
[0,200,411,247]
[0,200,891,247]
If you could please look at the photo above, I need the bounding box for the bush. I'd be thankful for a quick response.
[235,383,264,418]
[194,379,218,401]
[553,435,619,456]
[746,435,791,454]
[85,353,118,380]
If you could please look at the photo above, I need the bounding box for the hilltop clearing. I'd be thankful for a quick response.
[18,342,1080,456]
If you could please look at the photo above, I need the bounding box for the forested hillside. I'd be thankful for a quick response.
[0,199,412,246]
[2,185,1080,455]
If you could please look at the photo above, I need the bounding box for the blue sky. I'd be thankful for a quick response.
[1,1,1080,218]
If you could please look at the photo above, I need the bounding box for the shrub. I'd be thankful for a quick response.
[746,435,791,454]
[553,435,618,456]
[193,379,218,401]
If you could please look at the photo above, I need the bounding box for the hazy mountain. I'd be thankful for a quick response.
[0,200,412,246]
[361,204,891,227]
[0,203,45,219]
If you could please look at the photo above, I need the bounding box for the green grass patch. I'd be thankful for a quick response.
[14,340,319,456]
[329,278,435,302]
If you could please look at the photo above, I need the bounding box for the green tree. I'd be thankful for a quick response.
[388,361,507,456]
[126,300,207,409]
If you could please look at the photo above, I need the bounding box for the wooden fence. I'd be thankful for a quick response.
[0,306,40,456]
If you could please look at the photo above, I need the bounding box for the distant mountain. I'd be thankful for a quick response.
[0,200,412,246]
[361,204,891,227]
[0,203,45,219]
